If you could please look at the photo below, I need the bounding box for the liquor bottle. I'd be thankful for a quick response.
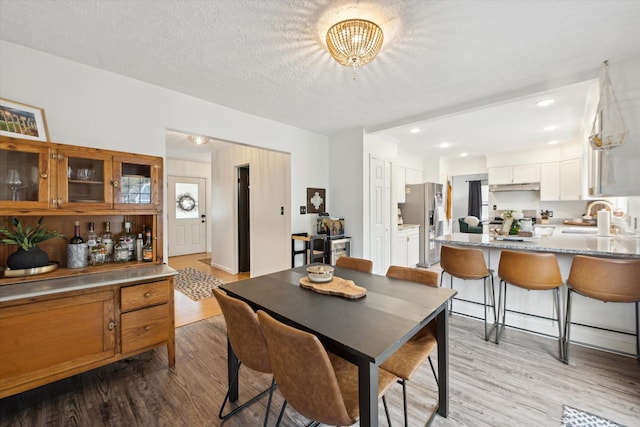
[69,221,84,244]
[89,237,107,265]
[86,222,97,249]
[113,237,129,262]
[102,222,113,262]
[136,232,143,261]
[142,229,153,262]
[122,222,135,261]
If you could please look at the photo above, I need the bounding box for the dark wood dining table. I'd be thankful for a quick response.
[220,265,457,426]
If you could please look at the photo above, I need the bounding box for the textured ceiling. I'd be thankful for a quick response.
[1,0,640,160]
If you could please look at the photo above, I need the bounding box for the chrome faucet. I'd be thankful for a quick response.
[586,200,613,217]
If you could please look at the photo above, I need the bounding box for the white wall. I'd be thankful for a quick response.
[212,144,291,276]
[166,159,213,252]
[0,41,329,270]
[329,129,366,256]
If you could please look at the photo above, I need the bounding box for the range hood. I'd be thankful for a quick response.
[489,182,540,192]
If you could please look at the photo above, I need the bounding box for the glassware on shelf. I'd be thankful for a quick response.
[6,169,22,201]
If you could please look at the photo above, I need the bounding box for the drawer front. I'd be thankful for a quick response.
[121,280,170,312]
[120,304,169,354]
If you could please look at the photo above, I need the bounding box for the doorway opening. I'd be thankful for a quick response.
[237,165,250,272]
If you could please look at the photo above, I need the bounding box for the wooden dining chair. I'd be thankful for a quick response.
[212,289,276,426]
[257,310,396,426]
[335,255,374,273]
[381,265,440,427]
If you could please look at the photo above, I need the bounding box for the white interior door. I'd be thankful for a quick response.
[370,156,391,275]
[168,176,207,256]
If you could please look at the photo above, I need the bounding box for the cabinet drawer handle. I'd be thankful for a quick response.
[108,320,116,331]
[144,325,151,331]
[40,173,48,179]
[113,180,119,187]
[144,292,151,298]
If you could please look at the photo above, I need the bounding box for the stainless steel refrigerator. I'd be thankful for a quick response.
[401,182,445,267]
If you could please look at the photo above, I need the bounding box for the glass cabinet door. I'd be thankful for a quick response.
[0,140,50,209]
[113,155,162,211]
[55,149,113,209]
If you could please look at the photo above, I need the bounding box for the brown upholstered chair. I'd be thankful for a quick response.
[564,255,640,363]
[257,310,396,427]
[496,250,564,360]
[335,256,374,273]
[381,265,439,427]
[212,289,276,425]
[439,245,496,340]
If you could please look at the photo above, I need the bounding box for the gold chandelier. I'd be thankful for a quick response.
[326,19,384,73]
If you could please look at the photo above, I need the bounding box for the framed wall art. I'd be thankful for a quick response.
[306,187,326,214]
[0,98,50,142]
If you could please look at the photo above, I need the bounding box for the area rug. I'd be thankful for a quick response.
[562,405,625,427]
[174,267,225,301]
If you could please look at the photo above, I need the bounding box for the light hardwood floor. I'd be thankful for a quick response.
[0,256,638,426]
[168,253,249,327]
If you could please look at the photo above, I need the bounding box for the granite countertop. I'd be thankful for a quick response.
[436,225,640,259]
[0,264,178,303]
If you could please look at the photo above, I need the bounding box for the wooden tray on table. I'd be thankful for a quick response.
[299,276,366,299]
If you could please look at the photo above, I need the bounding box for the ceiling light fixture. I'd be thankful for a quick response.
[187,135,209,145]
[460,152,468,157]
[548,140,559,145]
[409,128,421,134]
[543,125,557,132]
[535,99,555,107]
[326,19,384,79]
[439,142,450,148]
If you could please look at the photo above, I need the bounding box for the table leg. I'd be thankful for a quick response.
[436,306,449,417]
[358,359,378,426]
[227,337,240,402]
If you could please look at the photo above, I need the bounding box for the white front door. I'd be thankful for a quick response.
[168,176,207,256]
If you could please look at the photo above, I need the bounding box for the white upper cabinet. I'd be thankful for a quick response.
[488,166,512,184]
[559,158,582,200]
[540,162,560,201]
[488,164,540,185]
[405,168,424,184]
[539,159,582,200]
[512,164,540,183]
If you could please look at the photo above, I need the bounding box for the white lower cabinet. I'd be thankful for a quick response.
[394,226,420,267]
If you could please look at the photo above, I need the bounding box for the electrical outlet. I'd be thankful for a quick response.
[548,210,553,217]
[300,206,306,215]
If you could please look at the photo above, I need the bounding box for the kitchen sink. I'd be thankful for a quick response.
[561,228,597,234]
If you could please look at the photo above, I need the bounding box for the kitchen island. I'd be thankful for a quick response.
[436,226,639,357]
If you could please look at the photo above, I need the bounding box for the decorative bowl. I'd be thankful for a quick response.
[306,265,334,283]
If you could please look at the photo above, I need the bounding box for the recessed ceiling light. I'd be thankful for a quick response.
[548,140,559,145]
[543,125,557,131]
[535,99,555,107]
[409,128,421,134]
[439,142,450,148]
[460,152,468,157]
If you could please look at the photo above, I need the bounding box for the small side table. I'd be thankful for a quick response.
[291,233,328,267]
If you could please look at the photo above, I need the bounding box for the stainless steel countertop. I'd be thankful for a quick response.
[0,264,178,303]
[437,226,640,259]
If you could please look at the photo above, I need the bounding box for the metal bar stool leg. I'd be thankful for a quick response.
[563,289,574,364]
[495,280,506,344]
[553,287,564,361]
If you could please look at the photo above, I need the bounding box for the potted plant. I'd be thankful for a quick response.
[0,217,65,269]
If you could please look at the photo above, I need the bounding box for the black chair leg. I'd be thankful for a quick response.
[427,356,439,387]
[563,289,573,364]
[219,362,277,422]
[401,379,408,427]
[554,287,563,361]
[263,377,276,427]
[275,401,287,427]
[382,395,392,426]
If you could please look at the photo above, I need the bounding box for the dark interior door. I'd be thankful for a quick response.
[238,166,250,272]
